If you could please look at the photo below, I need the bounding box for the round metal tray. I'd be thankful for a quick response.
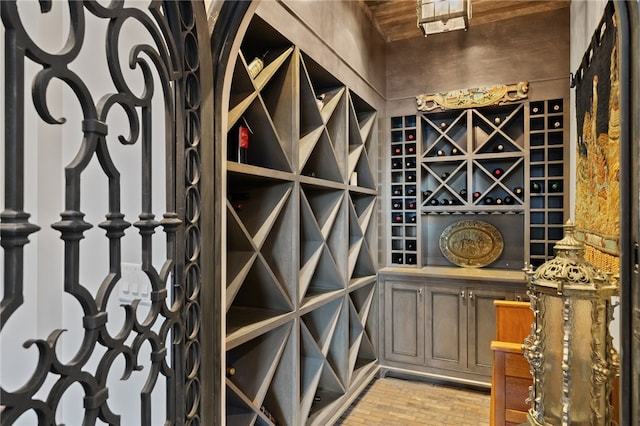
[439,220,504,268]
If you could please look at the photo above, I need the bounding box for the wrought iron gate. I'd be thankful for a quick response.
[1,1,210,424]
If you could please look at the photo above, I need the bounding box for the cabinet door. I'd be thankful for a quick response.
[384,281,425,365]
[467,287,511,375]
[425,285,466,371]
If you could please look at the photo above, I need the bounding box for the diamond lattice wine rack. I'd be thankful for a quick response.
[225,16,378,426]
[388,99,568,269]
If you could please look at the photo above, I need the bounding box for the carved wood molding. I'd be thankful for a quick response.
[416,81,529,111]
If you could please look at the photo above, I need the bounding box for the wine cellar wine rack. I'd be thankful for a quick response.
[225,16,378,425]
[528,98,567,266]
[390,115,418,266]
[388,99,568,268]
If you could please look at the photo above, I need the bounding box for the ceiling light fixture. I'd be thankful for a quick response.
[417,0,471,36]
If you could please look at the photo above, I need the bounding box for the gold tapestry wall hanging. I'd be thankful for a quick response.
[416,81,529,112]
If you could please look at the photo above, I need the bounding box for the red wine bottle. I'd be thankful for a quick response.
[492,168,504,178]
[238,117,251,164]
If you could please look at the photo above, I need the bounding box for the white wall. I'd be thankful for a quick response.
[1,2,171,424]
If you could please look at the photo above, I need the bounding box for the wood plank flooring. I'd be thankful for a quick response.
[335,377,491,426]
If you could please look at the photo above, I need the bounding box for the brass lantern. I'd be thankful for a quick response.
[522,220,619,426]
[416,0,471,37]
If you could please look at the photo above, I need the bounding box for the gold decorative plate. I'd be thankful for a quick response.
[439,220,504,268]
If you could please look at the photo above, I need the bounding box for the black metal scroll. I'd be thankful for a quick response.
[1,1,208,424]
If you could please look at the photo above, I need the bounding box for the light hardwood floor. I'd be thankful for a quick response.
[336,377,491,426]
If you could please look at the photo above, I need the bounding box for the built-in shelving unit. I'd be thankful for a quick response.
[390,115,418,266]
[225,16,378,426]
[528,98,567,266]
[387,99,568,269]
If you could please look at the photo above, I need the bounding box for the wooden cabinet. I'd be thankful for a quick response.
[380,271,525,386]
[384,281,425,365]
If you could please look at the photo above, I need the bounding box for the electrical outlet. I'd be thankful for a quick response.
[119,262,151,306]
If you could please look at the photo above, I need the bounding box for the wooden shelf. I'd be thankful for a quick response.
[225,14,378,425]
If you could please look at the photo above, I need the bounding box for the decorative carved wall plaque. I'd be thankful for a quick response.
[416,81,529,111]
[439,220,504,268]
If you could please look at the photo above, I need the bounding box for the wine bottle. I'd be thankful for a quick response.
[406,200,416,209]
[392,200,402,210]
[531,181,542,193]
[227,366,236,377]
[442,199,454,206]
[504,195,514,205]
[472,191,481,201]
[550,181,561,192]
[406,240,416,251]
[230,192,250,211]
[451,147,461,156]
[392,146,402,156]
[459,188,468,198]
[393,214,403,223]
[407,145,415,154]
[494,197,503,205]
[406,159,416,168]
[484,196,494,205]
[247,51,268,79]
[392,186,402,196]
[406,172,416,182]
[440,172,450,180]
[407,132,415,141]
[408,214,416,223]
[492,168,504,178]
[429,199,440,206]
[494,117,502,125]
[436,149,446,157]
[392,159,402,169]
[422,190,433,200]
[406,187,417,196]
[553,104,560,111]
[493,144,504,153]
[513,186,524,196]
[237,117,252,164]
[440,122,447,129]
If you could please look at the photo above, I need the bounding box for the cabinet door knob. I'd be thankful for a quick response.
[418,288,423,296]
[469,291,474,301]
[460,290,465,300]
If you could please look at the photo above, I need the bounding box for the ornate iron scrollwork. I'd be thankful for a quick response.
[1,1,208,424]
